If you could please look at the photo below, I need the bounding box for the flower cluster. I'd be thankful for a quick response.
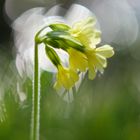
[35,17,114,90]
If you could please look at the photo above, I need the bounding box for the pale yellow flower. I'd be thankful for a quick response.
[69,17,101,48]
[68,17,114,79]
[54,65,79,90]
[47,17,114,83]
[85,45,114,79]
[95,45,115,58]
[34,16,115,90]
[68,48,88,72]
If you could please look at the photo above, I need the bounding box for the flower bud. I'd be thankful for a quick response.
[45,45,61,67]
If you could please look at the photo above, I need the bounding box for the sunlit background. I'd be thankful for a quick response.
[0,0,140,140]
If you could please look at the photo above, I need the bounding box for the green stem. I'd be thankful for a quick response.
[31,43,40,140]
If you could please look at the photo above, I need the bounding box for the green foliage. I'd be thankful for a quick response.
[0,49,140,140]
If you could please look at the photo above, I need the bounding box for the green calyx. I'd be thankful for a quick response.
[46,31,85,52]
[34,23,85,53]
[49,23,70,31]
[35,25,49,43]
[45,45,61,67]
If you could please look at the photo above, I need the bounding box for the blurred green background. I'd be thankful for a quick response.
[1,0,140,140]
[1,46,140,140]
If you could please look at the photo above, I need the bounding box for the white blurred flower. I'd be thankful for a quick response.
[13,4,94,102]
[87,0,139,49]
[13,8,69,78]
[44,0,139,49]
[6,0,139,49]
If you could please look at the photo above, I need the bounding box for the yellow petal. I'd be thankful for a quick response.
[70,69,79,82]
[88,65,96,80]
[95,53,107,68]
[96,45,114,58]
[90,37,101,47]
[70,17,98,48]
[55,65,79,90]
[68,48,88,72]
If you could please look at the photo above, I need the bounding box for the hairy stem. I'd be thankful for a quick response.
[31,43,40,140]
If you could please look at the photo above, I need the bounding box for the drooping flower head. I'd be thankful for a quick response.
[35,16,114,90]
[68,17,114,79]
[85,45,114,79]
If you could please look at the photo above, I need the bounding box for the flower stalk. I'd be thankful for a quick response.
[31,42,40,140]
